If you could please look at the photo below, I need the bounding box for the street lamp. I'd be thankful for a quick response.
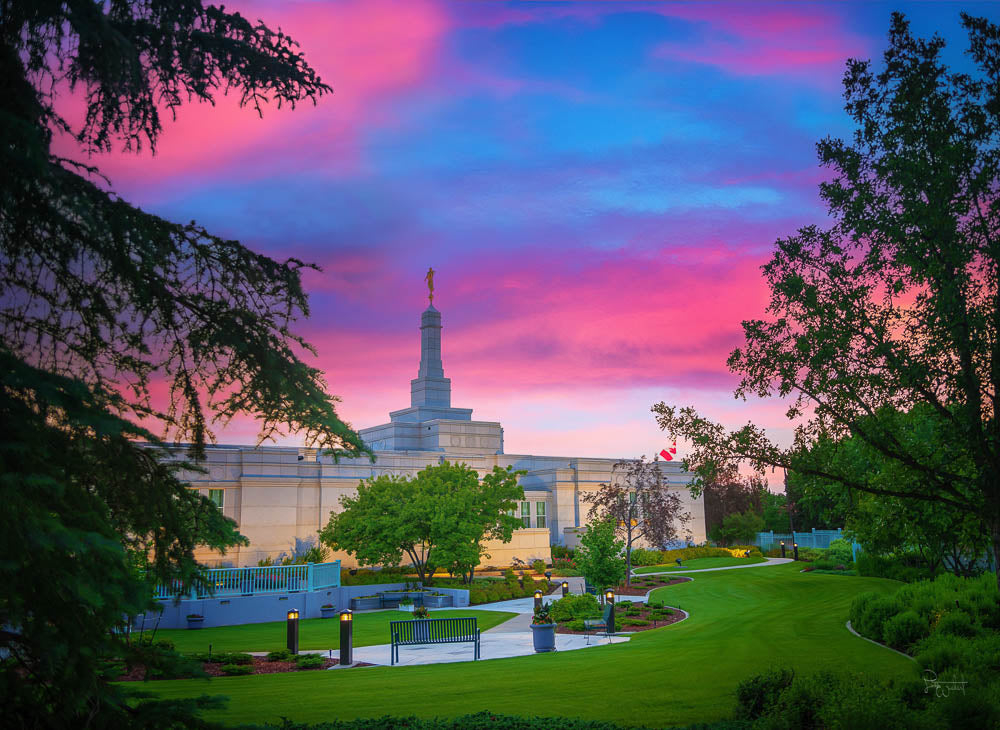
[339,610,353,666]
[561,581,569,597]
[286,608,299,655]
[604,590,616,635]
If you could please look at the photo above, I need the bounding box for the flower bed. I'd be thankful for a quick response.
[554,600,685,634]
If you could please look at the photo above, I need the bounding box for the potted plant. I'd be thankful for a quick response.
[530,603,556,652]
[398,597,415,612]
[412,605,431,640]
[186,613,205,629]
[320,603,337,618]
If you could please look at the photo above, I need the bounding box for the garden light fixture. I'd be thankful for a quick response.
[339,610,353,665]
[534,589,543,611]
[561,581,569,597]
[286,608,299,655]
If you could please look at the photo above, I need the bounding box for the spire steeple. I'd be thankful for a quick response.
[411,304,450,407]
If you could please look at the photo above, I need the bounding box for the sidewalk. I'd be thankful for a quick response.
[631,556,793,577]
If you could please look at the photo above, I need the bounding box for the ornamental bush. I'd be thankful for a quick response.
[265,649,293,662]
[549,594,602,623]
[221,663,253,676]
[936,610,979,638]
[294,654,324,669]
[881,610,928,651]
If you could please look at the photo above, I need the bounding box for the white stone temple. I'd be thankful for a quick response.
[185,301,706,568]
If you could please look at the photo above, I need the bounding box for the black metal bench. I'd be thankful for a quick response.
[583,604,614,644]
[390,617,480,665]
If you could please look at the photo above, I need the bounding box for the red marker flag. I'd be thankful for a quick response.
[659,449,673,461]
[670,439,677,455]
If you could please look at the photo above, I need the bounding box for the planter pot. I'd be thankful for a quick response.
[350,596,381,611]
[424,594,453,608]
[530,623,557,652]
[397,604,416,612]
[380,590,426,607]
[186,617,205,630]
[320,607,338,619]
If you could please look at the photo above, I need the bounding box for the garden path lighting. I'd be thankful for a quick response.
[604,588,614,606]
[339,610,353,666]
[605,591,616,634]
[533,589,543,611]
[286,609,299,655]
[545,570,552,580]
[793,543,799,561]
[780,541,786,558]
[561,581,569,597]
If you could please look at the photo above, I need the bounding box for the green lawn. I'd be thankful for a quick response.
[632,556,768,573]
[133,564,915,728]
[155,610,517,654]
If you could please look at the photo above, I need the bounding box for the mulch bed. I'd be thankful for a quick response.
[117,655,371,681]
[614,576,691,595]
[555,602,687,635]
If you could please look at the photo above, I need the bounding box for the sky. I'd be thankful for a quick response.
[66,1,996,465]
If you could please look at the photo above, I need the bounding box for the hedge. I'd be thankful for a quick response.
[259,712,753,729]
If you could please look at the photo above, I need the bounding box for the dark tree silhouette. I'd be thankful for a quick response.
[0,2,368,725]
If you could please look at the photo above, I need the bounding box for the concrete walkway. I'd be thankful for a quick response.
[631,557,793,577]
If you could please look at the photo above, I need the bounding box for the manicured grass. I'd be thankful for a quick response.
[633,556,767,573]
[134,564,916,728]
[155,610,517,654]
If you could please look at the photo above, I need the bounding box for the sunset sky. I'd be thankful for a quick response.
[68,1,995,465]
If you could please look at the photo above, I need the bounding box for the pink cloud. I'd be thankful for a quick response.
[651,5,869,79]
[52,0,450,187]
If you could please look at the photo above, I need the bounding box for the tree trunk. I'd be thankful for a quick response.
[625,543,632,587]
[991,518,1000,592]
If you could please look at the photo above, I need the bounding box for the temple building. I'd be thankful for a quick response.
[184,298,706,568]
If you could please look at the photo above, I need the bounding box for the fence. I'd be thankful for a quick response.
[155,560,341,600]
[754,529,861,559]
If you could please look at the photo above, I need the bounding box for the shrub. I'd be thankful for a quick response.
[621,618,649,627]
[532,559,546,574]
[734,667,795,720]
[221,663,253,676]
[936,610,978,638]
[826,538,854,565]
[294,654,324,669]
[649,610,674,620]
[550,544,573,561]
[265,649,293,662]
[726,545,763,558]
[645,600,663,609]
[549,593,603,623]
[853,595,901,641]
[565,619,587,631]
[882,610,928,651]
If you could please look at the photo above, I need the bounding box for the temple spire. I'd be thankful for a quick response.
[411,275,451,407]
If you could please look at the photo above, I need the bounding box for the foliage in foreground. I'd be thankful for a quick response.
[734,667,1000,730]
[257,712,751,730]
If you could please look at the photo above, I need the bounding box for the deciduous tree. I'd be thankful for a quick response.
[584,456,690,586]
[320,462,524,585]
[575,517,625,592]
[653,13,1000,587]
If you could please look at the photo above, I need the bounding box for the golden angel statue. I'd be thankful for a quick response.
[424,267,435,304]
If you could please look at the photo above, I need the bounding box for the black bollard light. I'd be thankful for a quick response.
[561,581,569,597]
[793,543,799,561]
[604,589,616,634]
[780,541,786,558]
[286,608,299,655]
[545,571,552,580]
[339,610,353,666]
[533,589,543,611]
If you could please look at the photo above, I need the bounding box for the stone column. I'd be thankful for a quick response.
[411,305,452,407]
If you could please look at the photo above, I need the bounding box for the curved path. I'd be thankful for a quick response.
[631,556,793,577]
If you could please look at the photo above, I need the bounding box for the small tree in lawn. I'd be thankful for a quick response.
[320,462,524,584]
[576,518,625,593]
[434,465,526,584]
[584,456,690,586]
[709,511,764,547]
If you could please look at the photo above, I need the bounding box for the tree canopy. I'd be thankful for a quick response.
[575,517,625,592]
[652,12,1000,586]
[1,1,361,725]
[320,462,525,584]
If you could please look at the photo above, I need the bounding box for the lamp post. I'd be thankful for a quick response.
[780,541,786,559]
[339,610,353,666]
[604,590,616,635]
[533,589,543,612]
[793,543,799,561]
[286,609,299,655]
[561,581,569,597]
